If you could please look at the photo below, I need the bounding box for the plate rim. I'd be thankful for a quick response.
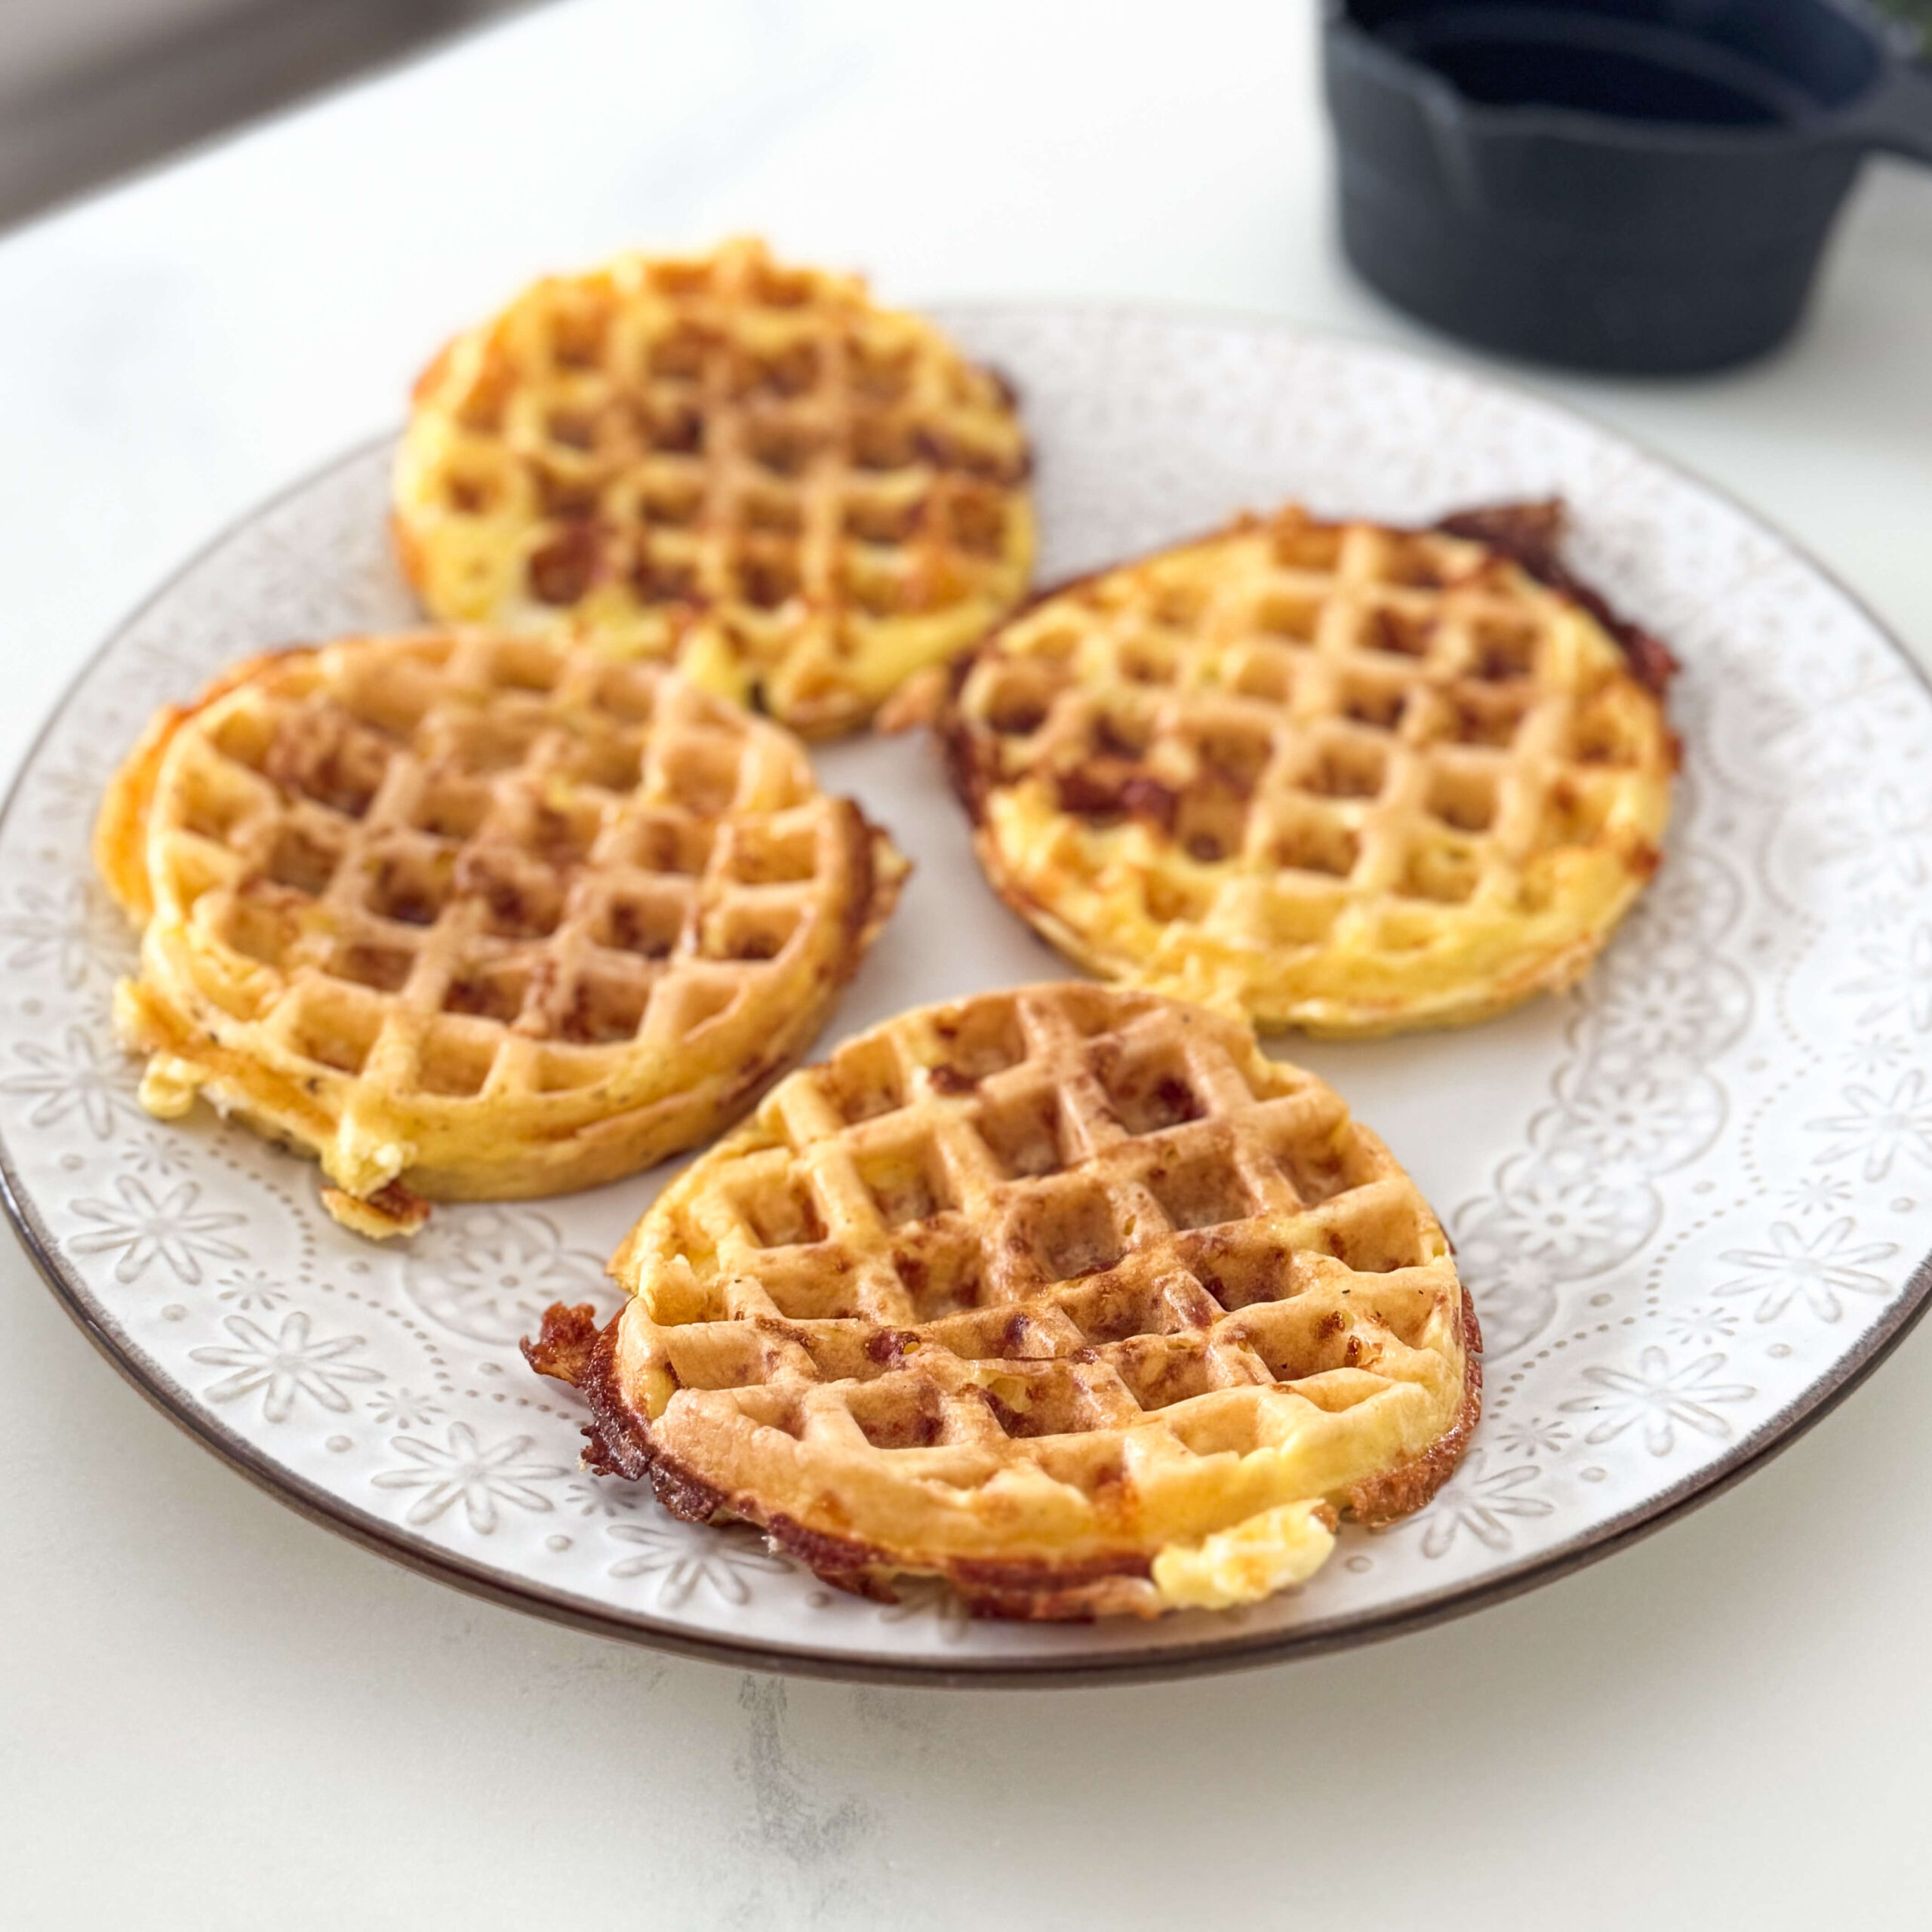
[8,305,1931,1686]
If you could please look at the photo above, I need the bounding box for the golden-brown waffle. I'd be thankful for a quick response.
[528,983,1478,1620]
[95,632,906,1236]
[940,500,1676,1036]
[393,238,1035,738]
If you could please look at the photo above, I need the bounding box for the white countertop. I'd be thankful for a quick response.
[3,3,1930,1924]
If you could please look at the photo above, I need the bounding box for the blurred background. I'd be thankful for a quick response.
[1,0,1923,236]
[0,0,543,231]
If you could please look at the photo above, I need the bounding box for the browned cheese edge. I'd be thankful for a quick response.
[934,496,1681,847]
[523,1274,1484,1623]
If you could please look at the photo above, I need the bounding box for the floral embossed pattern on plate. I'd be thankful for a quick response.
[5,310,1930,1681]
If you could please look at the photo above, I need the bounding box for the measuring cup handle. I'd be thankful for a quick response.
[1855,57,1932,165]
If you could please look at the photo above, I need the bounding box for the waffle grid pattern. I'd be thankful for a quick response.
[945,508,1674,1034]
[395,238,1035,736]
[103,632,900,1214]
[592,986,1470,1612]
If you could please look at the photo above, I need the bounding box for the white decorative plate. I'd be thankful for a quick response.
[7,309,1930,1682]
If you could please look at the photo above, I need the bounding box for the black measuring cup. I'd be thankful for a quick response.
[1322,0,1932,372]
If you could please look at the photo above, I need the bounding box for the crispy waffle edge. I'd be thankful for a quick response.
[523,1285,1483,1623]
[938,494,1678,816]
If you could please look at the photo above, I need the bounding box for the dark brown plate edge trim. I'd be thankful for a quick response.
[2,312,1928,1685]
